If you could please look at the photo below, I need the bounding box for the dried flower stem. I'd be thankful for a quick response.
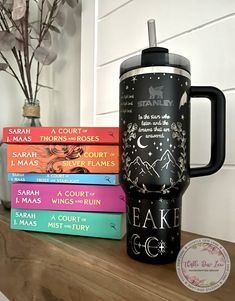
[34,0,45,100]
[17,50,29,99]
[0,5,29,98]
[34,0,61,99]
[0,52,26,94]
[23,0,33,100]
[0,0,78,102]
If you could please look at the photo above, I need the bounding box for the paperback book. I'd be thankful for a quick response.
[8,173,119,185]
[11,183,126,212]
[11,209,126,239]
[3,127,119,144]
[7,144,119,173]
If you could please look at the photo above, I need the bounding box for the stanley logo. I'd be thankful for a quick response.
[137,86,173,107]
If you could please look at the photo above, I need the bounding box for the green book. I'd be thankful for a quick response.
[11,209,126,240]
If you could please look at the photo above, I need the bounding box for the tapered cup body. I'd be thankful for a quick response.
[119,64,191,263]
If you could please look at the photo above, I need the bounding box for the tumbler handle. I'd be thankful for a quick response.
[189,86,226,177]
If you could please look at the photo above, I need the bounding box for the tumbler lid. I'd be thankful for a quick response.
[120,20,190,76]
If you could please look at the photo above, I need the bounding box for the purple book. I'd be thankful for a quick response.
[11,183,126,212]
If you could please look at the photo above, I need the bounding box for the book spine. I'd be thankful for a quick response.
[11,209,125,239]
[11,183,126,212]
[3,127,119,144]
[7,144,119,173]
[8,173,119,185]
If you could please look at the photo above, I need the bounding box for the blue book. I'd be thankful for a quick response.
[8,173,119,185]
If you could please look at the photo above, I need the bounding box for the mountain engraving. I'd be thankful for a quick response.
[152,150,180,172]
[128,150,181,181]
[129,157,160,178]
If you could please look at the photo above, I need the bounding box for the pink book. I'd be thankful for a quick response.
[11,183,126,212]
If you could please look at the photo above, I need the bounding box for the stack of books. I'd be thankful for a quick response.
[3,127,126,239]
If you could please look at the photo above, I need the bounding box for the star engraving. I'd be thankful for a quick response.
[158,240,166,255]
[132,76,137,83]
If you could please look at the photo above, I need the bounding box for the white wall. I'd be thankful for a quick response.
[47,4,81,126]
[0,3,81,135]
[81,0,235,242]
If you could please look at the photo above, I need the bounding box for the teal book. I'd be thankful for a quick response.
[11,209,126,240]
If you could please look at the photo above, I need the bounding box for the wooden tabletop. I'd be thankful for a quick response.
[0,206,234,301]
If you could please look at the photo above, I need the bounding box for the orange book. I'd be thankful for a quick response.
[7,144,119,173]
[3,127,119,144]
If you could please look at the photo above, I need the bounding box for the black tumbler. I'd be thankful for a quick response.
[119,20,225,264]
